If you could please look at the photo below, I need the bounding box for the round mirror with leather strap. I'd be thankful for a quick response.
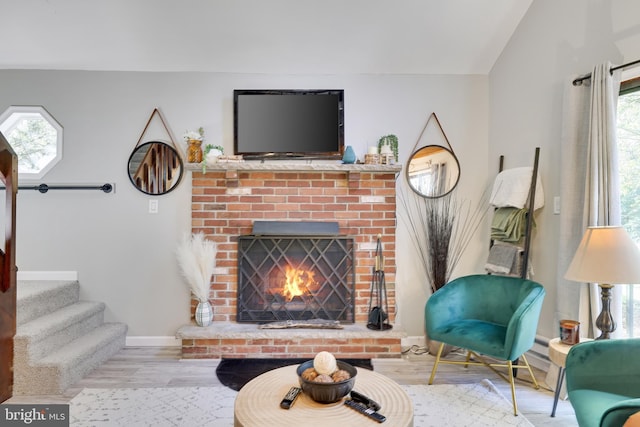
[406,145,460,198]
[128,140,183,195]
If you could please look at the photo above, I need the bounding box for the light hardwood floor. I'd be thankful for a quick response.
[6,346,578,426]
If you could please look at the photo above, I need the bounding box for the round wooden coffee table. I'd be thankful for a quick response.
[234,364,413,427]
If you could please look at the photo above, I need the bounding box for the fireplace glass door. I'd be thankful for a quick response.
[237,236,355,323]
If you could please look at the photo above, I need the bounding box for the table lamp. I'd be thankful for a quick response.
[565,226,640,339]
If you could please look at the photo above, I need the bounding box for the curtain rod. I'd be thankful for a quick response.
[573,58,640,86]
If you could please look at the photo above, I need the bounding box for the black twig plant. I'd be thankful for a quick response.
[399,186,489,293]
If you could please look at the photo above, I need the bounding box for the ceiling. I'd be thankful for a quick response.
[0,0,532,75]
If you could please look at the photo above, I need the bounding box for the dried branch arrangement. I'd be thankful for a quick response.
[398,185,490,293]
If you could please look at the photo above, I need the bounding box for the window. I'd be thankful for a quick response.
[0,106,63,180]
[617,75,640,338]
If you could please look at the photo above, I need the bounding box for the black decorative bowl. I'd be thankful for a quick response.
[296,360,357,403]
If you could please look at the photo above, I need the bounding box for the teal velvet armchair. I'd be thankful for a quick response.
[425,274,546,415]
[565,338,640,427]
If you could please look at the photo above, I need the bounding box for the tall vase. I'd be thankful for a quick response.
[187,139,203,163]
[195,300,213,327]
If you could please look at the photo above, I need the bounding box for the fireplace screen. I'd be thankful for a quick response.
[237,236,355,323]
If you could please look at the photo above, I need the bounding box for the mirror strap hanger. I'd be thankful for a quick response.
[410,112,456,156]
[135,108,178,151]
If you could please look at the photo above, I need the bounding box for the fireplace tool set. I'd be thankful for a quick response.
[367,235,392,330]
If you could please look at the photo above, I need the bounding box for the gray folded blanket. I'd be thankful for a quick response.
[485,243,520,275]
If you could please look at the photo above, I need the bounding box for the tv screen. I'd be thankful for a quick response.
[233,89,344,160]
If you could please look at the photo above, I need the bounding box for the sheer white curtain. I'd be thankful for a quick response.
[557,62,622,338]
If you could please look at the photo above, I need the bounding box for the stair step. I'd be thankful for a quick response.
[16,280,79,326]
[15,301,106,361]
[14,322,127,395]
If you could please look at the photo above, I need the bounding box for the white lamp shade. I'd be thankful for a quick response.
[565,226,640,284]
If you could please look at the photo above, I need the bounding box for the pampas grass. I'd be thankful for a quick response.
[176,233,217,302]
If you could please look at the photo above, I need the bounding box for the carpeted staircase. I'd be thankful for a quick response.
[14,280,127,395]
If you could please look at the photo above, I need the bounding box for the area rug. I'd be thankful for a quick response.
[69,379,532,426]
[407,380,533,427]
[216,358,373,391]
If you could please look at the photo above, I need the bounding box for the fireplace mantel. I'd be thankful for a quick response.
[186,162,402,174]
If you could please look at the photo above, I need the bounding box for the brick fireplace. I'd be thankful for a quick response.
[177,163,404,359]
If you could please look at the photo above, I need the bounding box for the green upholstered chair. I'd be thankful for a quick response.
[565,338,640,427]
[425,274,546,415]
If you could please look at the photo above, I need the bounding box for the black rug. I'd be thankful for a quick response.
[216,358,373,391]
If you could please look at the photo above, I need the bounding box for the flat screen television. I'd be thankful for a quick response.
[233,89,344,160]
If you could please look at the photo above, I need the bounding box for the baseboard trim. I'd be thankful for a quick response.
[126,336,182,347]
[17,271,78,281]
[402,336,426,348]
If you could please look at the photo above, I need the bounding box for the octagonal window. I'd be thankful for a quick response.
[0,106,63,180]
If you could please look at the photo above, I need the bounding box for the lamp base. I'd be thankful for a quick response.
[595,283,615,340]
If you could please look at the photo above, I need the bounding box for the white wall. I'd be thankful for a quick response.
[489,0,640,338]
[0,70,489,337]
[9,0,638,343]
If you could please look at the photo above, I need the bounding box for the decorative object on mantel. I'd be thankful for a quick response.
[342,145,356,164]
[176,232,217,327]
[201,143,224,173]
[216,155,244,163]
[378,134,398,164]
[367,235,392,330]
[183,127,205,163]
[128,108,184,196]
[364,145,380,164]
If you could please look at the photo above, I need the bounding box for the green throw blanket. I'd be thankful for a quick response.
[491,207,534,243]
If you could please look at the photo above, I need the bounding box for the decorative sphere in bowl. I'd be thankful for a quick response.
[296,360,357,403]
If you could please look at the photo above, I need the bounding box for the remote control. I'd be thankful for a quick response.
[280,386,301,409]
[345,399,386,423]
[351,390,382,411]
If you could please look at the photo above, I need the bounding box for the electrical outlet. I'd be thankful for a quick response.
[149,199,158,214]
[553,196,560,215]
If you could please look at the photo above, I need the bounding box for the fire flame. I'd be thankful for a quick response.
[282,265,317,301]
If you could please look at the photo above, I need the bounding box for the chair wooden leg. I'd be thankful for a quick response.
[428,342,444,385]
[464,350,472,368]
[506,360,518,416]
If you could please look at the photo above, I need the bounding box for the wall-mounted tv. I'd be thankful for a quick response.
[233,89,344,160]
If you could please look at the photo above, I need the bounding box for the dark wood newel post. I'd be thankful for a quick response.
[0,131,18,403]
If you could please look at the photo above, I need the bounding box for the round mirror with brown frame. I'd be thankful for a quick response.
[406,145,460,198]
[128,140,183,195]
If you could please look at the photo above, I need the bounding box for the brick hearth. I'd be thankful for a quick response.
[177,323,405,359]
[179,162,404,359]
